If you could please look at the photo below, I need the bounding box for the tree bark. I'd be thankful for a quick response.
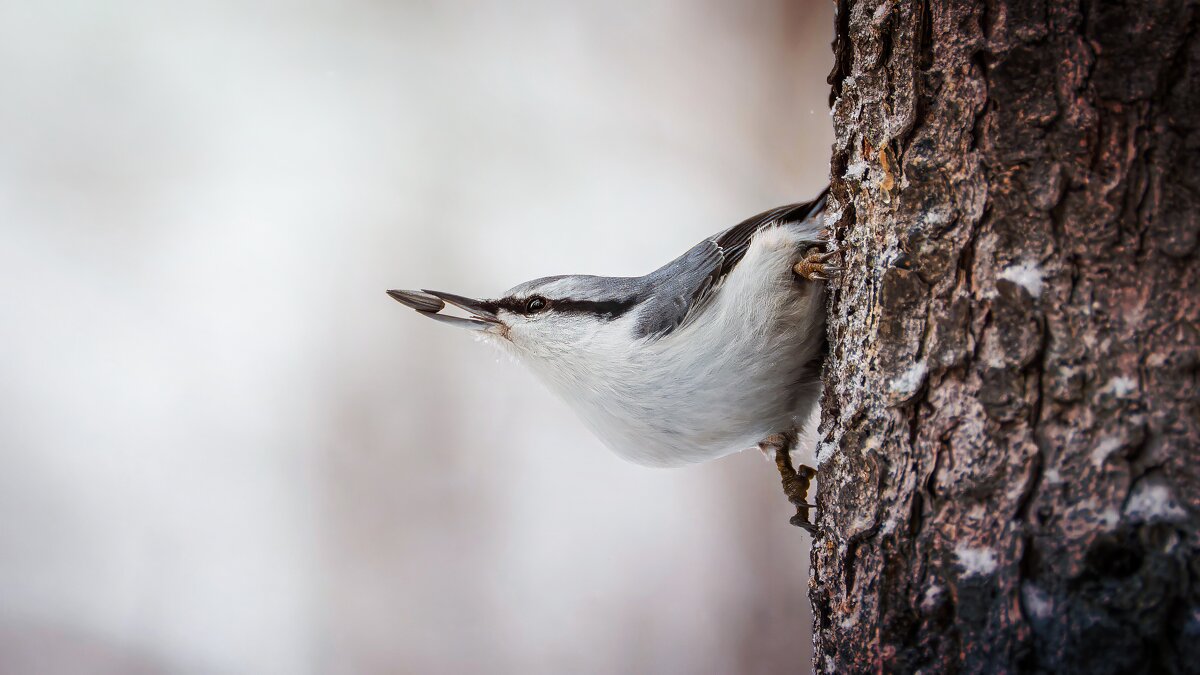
[811,0,1200,672]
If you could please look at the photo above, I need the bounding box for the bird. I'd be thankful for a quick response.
[388,187,836,529]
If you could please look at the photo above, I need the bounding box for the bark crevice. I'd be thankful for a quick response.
[811,0,1200,671]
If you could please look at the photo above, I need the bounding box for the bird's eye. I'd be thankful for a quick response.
[525,296,547,313]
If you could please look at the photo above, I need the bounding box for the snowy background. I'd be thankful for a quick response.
[0,1,833,672]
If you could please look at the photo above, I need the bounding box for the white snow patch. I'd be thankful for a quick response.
[1125,481,1187,522]
[1043,468,1062,484]
[998,260,1045,297]
[843,160,870,181]
[850,512,875,534]
[1021,583,1053,620]
[1098,508,1121,529]
[1101,376,1138,397]
[954,545,998,577]
[816,440,837,467]
[890,361,928,397]
[920,584,943,612]
[823,205,845,228]
[880,514,898,535]
[921,209,951,227]
[1090,436,1124,468]
[983,349,1009,369]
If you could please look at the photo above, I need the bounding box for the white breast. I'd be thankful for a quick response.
[528,223,826,467]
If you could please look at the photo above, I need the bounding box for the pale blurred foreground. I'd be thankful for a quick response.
[0,1,833,672]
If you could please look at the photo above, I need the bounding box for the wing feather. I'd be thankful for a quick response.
[634,187,829,339]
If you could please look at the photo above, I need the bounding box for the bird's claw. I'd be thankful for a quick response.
[793,248,840,282]
[789,514,818,532]
[761,432,820,533]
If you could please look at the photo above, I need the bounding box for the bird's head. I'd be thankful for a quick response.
[388,275,642,365]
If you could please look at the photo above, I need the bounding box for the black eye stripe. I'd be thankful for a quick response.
[552,297,638,319]
[484,296,638,319]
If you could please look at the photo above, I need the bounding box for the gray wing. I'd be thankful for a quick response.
[633,187,829,340]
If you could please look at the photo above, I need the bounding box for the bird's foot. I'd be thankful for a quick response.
[759,432,819,533]
[784,462,818,533]
[793,248,840,282]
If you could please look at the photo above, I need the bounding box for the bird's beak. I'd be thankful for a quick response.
[386,289,502,332]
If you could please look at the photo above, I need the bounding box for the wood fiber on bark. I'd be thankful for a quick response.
[811,0,1199,672]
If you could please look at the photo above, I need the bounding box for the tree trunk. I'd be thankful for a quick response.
[811,0,1199,672]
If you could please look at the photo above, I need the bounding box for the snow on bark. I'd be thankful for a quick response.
[810,0,1200,672]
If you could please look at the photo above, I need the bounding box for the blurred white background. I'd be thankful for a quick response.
[0,0,832,672]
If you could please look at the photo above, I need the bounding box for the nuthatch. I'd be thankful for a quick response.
[389,188,835,529]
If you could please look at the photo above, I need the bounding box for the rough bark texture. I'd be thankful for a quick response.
[811,0,1200,672]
